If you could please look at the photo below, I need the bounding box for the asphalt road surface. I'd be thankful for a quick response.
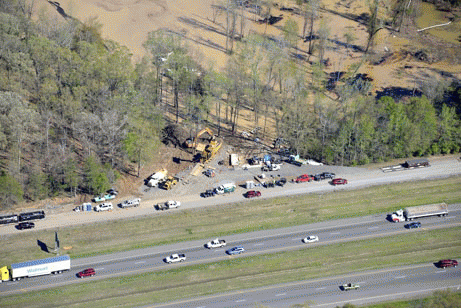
[149,264,461,308]
[1,156,460,236]
[2,207,460,297]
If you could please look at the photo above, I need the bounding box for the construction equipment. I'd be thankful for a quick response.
[200,139,222,163]
[160,176,179,190]
[184,127,214,151]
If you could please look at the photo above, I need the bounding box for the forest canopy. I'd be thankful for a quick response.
[0,0,460,209]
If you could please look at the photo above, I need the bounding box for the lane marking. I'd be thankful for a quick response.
[368,227,379,229]
[254,243,264,246]
[330,232,340,235]
[135,261,145,264]
[436,270,446,273]
[236,299,246,302]
[94,268,104,270]
[316,287,326,290]
[275,293,286,296]
[394,275,406,279]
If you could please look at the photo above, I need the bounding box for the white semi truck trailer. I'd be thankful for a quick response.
[390,203,448,222]
[0,255,70,282]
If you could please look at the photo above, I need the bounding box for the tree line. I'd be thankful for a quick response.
[0,0,460,209]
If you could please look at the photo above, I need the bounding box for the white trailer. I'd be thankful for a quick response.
[390,203,448,222]
[0,255,70,282]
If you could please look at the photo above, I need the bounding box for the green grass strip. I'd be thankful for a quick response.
[1,175,460,264]
[2,227,460,308]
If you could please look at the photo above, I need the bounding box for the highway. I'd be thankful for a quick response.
[151,264,461,308]
[1,208,460,298]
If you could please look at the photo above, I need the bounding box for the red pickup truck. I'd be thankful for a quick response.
[295,174,314,183]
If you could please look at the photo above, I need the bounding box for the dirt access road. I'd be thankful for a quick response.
[1,154,460,236]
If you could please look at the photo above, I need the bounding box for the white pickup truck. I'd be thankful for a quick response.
[165,253,186,264]
[206,238,227,248]
[119,198,141,208]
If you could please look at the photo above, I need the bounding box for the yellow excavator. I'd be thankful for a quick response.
[184,127,214,151]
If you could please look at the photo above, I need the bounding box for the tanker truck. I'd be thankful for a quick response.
[0,255,70,282]
[390,203,448,222]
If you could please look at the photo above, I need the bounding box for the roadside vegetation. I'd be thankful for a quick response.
[2,175,460,264]
[1,0,461,209]
[2,227,459,307]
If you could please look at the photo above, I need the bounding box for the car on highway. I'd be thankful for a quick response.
[226,246,245,255]
[77,268,95,278]
[341,283,360,291]
[245,190,261,198]
[165,253,186,263]
[405,221,421,229]
[331,178,348,185]
[16,222,35,230]
[302,235,319,243]
[437,259,458,268]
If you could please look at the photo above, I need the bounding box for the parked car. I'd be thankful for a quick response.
[93,195,105,202]
[226,246,245,255]
[201,189,216,198]
[16,222,35,230]
[437,259,458,268]
[94,202,113,212]
[302,235,319,243]
[314,172,336,181]
[119,198,141,208]
[405,221,421,229]
[77,268,95,278]
[107,188,118,196]
[103,193,116,200]
[331,178,348,185]
[245,190,261,198]
[295,174,314,183]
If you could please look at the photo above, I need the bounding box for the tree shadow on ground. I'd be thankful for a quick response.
[376,87,423,100]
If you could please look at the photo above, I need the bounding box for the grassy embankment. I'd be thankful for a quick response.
[2,226,460,307]
[2,176,461,264]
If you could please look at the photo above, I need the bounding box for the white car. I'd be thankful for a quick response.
[165,253,186,264]
[120,198,141,208]
[302,235,319,243]
[206,238,227,248]
[166,200,181,209]
[94,202,113,212]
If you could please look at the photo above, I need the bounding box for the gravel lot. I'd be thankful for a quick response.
[1,152,460,236]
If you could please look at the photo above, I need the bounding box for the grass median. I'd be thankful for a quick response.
[2,226,460,308]
[1,175,460,264]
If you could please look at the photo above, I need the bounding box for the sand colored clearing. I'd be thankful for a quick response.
[36,0,460,93]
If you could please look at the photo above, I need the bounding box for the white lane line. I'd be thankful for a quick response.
[316,287,326,290]
[94,268,104,270]
[330,232,341,235]
[275,293,286,296]
[395,275,407,279]
[135,261,145,264]
[235,299,246,302]
[196,306,205,308]
[292,238,301,241]
[254,243,264,246]
[368,226,379,229]
[436,270,446,273]
[358,281,366,284]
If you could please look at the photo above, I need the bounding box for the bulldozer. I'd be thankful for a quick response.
[200,139,222,163]
[159,176,179,190]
